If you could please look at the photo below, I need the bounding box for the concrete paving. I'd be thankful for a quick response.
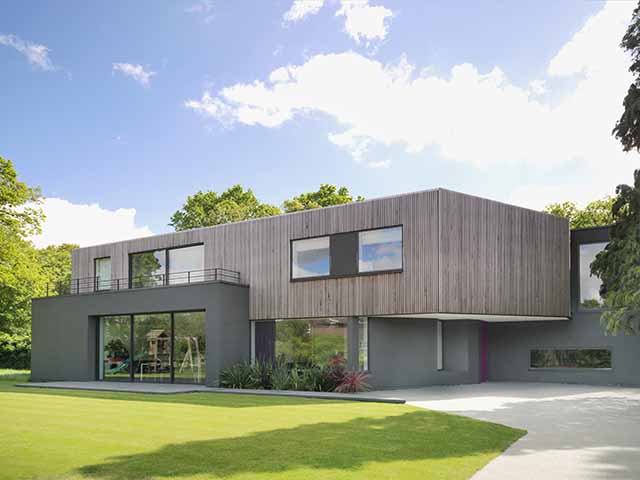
[17,381,405,403]
[365,382,640,480]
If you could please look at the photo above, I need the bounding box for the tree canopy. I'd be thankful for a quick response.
[0,156,42,237]
[543,197,615,229]
[613,3,640,152]
[282,184,364,213]
[591,170,640,334]
[170,185,281,231]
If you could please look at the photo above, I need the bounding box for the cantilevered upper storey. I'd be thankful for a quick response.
[71,188,570,320]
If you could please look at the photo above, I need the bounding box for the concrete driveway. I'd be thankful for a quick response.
[366,382,640,480]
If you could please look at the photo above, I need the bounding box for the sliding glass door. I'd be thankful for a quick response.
[99,311,205,384]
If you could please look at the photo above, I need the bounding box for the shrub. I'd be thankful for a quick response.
[270,362,291,390]
[0,333,31,370]
[250,359,272,389]
[335,371,371,393]
[219,362,254,389]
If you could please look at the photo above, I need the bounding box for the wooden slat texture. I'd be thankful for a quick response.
[438,189,570,317]
[71,189,569,319]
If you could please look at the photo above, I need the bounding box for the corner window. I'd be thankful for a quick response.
[291,236,330,279]
[530,348,611,369]
[95,257,112,291]
[579,242,607,309]
[274,318,348,367]
[358,226,403,273]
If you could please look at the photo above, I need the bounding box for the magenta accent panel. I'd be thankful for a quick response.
[480,321,488,382]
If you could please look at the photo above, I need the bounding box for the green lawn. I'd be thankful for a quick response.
[0,370,525,480]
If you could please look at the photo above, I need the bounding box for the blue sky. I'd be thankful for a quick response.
[1,0,637,247]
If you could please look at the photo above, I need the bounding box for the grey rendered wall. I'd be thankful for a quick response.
[31,282,249,386]
[367,318,481,389]
[488,227,640,387]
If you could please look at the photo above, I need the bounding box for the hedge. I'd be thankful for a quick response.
[0,333,31,369]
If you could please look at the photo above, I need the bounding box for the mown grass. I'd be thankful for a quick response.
[0,372,525,480]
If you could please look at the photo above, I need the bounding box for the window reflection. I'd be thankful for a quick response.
[291,237,330,279]
[579,242,607,308]
[358,226,402,273]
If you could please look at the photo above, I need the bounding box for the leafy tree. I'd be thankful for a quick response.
[282,184,364,213]
[591,170,640,335]
[543,197,615,229]
[613,3,640,152]
[37,243,77,292]
[170,185,281,230]
[0,156,42,237]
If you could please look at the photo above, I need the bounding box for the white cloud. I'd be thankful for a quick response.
[185,0,215,23]
[0,33,54,70]
[283,0,325,23]
[188,1,637,208]
[29,198,153,248]
[112,63,156,87]
[336,0,393,44]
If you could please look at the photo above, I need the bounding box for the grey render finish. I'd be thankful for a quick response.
[31,281,248,386]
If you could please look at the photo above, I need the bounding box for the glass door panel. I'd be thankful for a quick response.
[101,316,131,381]
[173,312,206,384]
[133,313,172,383]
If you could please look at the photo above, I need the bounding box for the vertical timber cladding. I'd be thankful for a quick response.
[438,189,570,317]
[70,188,569,320]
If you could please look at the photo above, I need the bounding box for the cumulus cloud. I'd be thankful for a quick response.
[112,62,156,87]
[188,1,637,208]
[283,0,392,44]
[29,198,153,248]
[283,0,325,23]
[336,0,393,44]
[0,33,54,70]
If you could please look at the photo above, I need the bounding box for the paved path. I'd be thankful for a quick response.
[365,382,640,480]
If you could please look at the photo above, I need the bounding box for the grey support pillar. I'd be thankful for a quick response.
[347,317,360,371]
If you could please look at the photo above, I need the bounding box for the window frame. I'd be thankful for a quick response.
[357,225,404,274]
[94,256,112,291]
[290,224,404,282]
[577,240,608,312]
[290,235,332,281]
[528,347,613,371]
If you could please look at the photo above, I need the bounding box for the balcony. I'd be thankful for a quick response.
[45,268,242,296]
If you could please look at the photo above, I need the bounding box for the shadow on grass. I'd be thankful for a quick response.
[2,381,346,409]
[78,410,524,479]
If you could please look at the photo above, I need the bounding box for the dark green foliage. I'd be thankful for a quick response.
[282,184,364,213]
[591,169,640,334]
[0,332,31,369]
[250,359,273,389]
[613,4,640,152]
[219,362,254,389]
[170,185,281,230]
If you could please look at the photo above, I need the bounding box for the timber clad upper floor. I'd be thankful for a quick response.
[71,188,570,320]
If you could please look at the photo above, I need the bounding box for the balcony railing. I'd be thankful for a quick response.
[44,268,242,296]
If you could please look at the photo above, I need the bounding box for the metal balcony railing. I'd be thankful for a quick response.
[44,268,242,296]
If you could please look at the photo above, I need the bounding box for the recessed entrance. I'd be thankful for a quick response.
[98,311,205,384]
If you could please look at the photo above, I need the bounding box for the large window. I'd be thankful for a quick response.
[275,318,348,367]
[100,316,131,381]
[358,226,403,273]
[94,257,112,291]
[530,348,612,369]
[130,250,166,288]
[169,245,204,284]
[173,311,206,384]
[129,244,204,288]
[291,236,330,279]
[579,242,607,309]
[99,311,206,384]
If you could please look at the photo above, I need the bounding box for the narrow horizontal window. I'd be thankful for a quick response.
[358,226,403,273]
[530,348,611,369]
[291,236,330,279]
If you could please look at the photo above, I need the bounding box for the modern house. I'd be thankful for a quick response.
[31,188,640,388]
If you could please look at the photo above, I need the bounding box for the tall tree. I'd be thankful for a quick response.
[543,197,615,229]
[170,185,281,230]
[613,3,640,152]
[0,156,42,237]
[282,184,364,213]
[591,171,640,334]
[37,243,78,291]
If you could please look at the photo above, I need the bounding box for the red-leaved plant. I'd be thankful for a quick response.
[334,370,371,393]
